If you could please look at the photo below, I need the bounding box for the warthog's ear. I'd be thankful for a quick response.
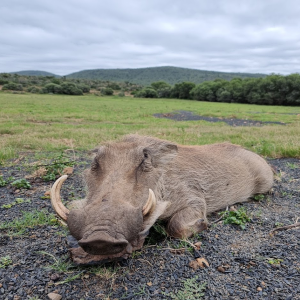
[139,201,169,236]
[144,142,178,167]
[88,146,105,159]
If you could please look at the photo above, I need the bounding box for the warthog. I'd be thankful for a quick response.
[51,134,273,260]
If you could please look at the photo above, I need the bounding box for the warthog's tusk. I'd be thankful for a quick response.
[142,189,157,216]
[50,175,70,221]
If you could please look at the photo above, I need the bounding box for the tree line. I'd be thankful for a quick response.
[0,73,141,96]
[134,74,300,106]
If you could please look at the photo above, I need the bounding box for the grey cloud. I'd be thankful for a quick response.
[0,0,299,75]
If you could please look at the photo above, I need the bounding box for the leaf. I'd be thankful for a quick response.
[196,257,209,268]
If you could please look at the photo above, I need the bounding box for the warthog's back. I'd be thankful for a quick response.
[164,143,273,214]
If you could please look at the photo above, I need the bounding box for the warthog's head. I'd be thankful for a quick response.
[51,135,178,257]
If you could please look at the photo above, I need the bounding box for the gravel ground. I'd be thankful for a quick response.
[153,110,286,126]
[0,152,299,300]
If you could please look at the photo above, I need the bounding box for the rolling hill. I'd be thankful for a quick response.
[66,66,266,85]
[11,70,60,77]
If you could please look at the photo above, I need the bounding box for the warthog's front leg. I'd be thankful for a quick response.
[166,201,208,238]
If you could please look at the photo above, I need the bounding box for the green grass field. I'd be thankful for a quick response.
[0,93,300,162]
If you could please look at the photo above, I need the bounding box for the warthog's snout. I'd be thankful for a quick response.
[78,232,128,255]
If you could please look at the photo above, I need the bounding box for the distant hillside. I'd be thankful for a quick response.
[66,66,266,85]
[11,70,60,77]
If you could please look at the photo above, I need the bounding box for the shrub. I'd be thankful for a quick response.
[107,83,121,90]
[0,79,9,85]
[102,87,114,96]
[60,82,83,95]
[27,86,40,93]
[51,78,61,85]
[11,179,31,189]
[135,87,158,98]
[2,82,23,91]
[77,84,90,93]
[43,83,62,94]
[172,82,196,99]
[220,207,251,229]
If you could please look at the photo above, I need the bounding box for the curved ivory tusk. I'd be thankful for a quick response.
[50,175,70,221]
[142,189,157,216]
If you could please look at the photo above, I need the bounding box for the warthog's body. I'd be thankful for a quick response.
[52,135,273,258]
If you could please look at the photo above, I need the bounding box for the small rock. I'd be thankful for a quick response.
[44,190,51,197]
[257,287,263,292]
[50,274,60,281]
[48,292,62,300]
[147,282,152,286]
[217,266,225,273]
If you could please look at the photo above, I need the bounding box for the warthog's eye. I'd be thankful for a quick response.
[91,158,100,172]
[141,155,152,172]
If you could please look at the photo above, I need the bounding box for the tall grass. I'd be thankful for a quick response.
[0,93,299,162]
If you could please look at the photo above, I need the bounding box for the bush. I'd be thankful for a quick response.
[51,78,61,85]
[0,79,9,85]
[135,87,158,98]
[43,83,62,94]
[2,82,23,91]
[102,87,114,95]
[171,82,195,99]
[77,84,90,93]
[27,86,40,93]
[60,82,83,95]
[150,81,172,98]
[107,83,121,90]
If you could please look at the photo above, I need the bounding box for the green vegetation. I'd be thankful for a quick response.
[0,72,141,96]
[0,255,13,268]
[12,70,60,77]
[0,210,59,235]
[11,178,31,189]
[1,198,31,209]
[0,176,14,187]
[66,66,265,85]
[137,75,300,106]
[287,162,298,169]
[38,251,119,286]
[0,93,299,164]
[40,152,75,181]
[38,251,75,273]
[252,194,265,201]
[146,220,168,245]
[219,207,251,229]
[0,175,13,187]
[2,71,300,105]
[267,258,283,265]
[190,75,300,106]
[162,276,206,300]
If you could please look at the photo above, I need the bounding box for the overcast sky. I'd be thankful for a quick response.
[1,0,299,75]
